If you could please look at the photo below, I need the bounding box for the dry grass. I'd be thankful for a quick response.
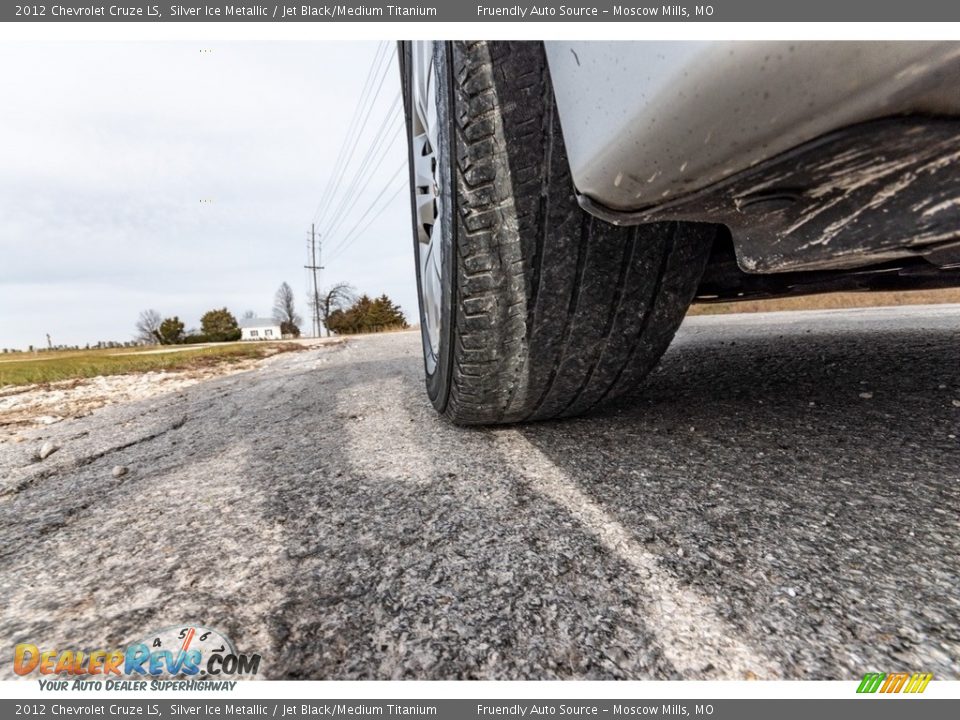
[688,288,960,316]
[0,343,303,388]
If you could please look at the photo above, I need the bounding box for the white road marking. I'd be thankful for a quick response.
[494,430,781,680]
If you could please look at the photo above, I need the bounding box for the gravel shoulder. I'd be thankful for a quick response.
[0,310,957,680]
[0,361,260,442]
[0,341,339,442]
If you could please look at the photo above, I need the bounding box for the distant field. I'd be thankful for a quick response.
[688,288,960,315]
[0,343,302,388]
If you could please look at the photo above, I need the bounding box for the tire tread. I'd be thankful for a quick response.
[440,41,713,424]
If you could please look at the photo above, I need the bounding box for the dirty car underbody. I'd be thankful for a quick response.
[581,118,960,302]
[543,41,960,302]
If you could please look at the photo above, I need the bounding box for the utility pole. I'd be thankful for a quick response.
[304,223,324,337]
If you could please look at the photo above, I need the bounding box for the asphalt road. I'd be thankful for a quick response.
[1,306,958,680]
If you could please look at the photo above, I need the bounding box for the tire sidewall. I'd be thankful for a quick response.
[403,41,457,412]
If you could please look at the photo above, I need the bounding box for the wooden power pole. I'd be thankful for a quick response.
[305,223,324,337]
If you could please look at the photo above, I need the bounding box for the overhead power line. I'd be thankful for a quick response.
[313,43,398,232]
[319,95,404,243]
[324,164,408,264]
[325,182,407,266]
[305,41,409,282]
[309,41,389,226]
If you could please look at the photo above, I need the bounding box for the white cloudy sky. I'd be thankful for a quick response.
[0,41,412,349]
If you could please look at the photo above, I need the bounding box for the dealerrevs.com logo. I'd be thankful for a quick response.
[14,625,261,688]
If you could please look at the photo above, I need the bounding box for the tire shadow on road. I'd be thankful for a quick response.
[514,323,960,680]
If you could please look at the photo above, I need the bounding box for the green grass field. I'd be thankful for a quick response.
[0,343,301,388]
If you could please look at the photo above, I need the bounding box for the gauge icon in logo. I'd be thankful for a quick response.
[138,625,236,674]
[131,624,260,677]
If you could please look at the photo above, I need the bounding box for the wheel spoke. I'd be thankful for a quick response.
[409,42,445,374]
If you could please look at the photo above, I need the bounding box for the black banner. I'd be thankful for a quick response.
[4,1,960,22]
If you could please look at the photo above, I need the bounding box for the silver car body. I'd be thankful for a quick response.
[544,41,960,213]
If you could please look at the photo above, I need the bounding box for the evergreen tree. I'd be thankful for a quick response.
[157,316,185,345]
[200,308,241,342]
[325,293,408,335]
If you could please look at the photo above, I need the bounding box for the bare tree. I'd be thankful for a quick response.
[242,310,257,320]
[311,282,356,337]
[272,281,303,337]
[135,309,163,344]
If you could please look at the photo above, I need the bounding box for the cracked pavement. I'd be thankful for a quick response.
[1,306,958,680]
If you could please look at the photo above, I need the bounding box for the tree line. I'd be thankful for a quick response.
[326,293,408,335]
[135,281,407,344]
[2,340,141,354]
[135,307,243,345]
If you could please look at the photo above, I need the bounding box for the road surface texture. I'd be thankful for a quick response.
[1,306,958,680]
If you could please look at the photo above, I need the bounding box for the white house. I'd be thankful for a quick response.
[239,318,281,341]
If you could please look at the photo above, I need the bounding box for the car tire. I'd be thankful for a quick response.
[402,40,715,425]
